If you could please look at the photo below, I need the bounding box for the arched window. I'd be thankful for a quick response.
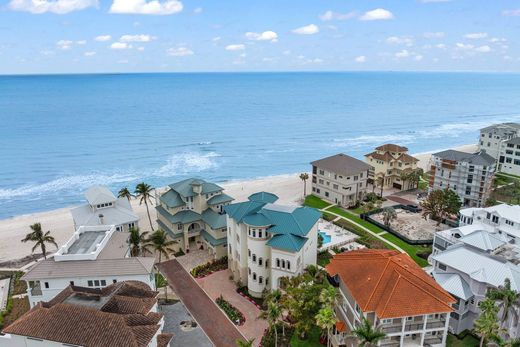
[253,273,257,281]
[253,230,256,237]
[248,249,251,257]
[287,261,291,270]
[281,259,286,269]
[259,230,262,238]
[265,259,269,268]
[258,257,263,266]
[248,268,251,275]
[259,276,263,284]
[252,254,256,262]
[266,277,269,286]
[276,258,280,267]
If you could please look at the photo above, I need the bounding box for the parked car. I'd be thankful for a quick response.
[406,204,423,213]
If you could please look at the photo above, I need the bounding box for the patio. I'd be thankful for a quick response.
[318,219,358,251]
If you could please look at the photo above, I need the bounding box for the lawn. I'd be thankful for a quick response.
[446,333,479,347]
[304,195,332,209]
[290,326,323,347]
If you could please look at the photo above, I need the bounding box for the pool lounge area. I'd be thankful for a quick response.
[318,220,358,251]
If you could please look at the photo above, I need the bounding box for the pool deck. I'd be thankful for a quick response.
[318,220,358,251]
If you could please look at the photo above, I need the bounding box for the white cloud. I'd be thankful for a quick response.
[359,8,394,21]
[455,43,474,50]
[120,34,156,42]
[76,40,87,45]
[414,54,424,61]
[193,6,202,13]
[319,10,356,21]
[110,42,132,50]
[423,32,445,38]
[56,40,73,50]
[84,51,96,56]
[117,59,128,64]
[137,46,145,51]
[395,49,410,58]
[8,0,97,14]
[109,0,182,15]
[282,50,291,55]
[245,31,278,42]
[212,36,221,42]
[475,45,491,53]
[292,24,319,35]
[167,46,194,56]
[40,50,55,56]
[386,36,413,46]
[436,43,447,49]
[225,44,245,51]
[464,32,488,39]
[355,55,366,63]
[95,35,112,42]
[503,9,520,17]
[489,37,506,43]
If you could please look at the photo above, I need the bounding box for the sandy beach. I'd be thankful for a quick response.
[0,143,479,264]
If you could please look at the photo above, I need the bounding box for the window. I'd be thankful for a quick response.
[259,276,263,284]
[177,223,183,230]
[253,273,257,281]
[287,261,291,270]
[492,215,499,223]
[248,268,251,275]
[265,259,269,268]
[88,280,93,287]
[253,230,256,237]
[236,234,240,243]
[252,254,256,262]
[44,282,49,289]
[325,191,329,197]
[259,257,263,266]
[438,263,447,271]
[381,318,392,324]
[281,259,286,269]
[113,279,117,284]
[407,316,413,321]
[266,277,269,286]
[259,231,262,238]
[276,258,280,267]
[319,170,324,175]
[100,280,106,286]
[248,249,251,257]
[70,281,74,286]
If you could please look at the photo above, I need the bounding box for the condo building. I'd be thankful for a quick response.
[498,137,520,176]
[479,123,520,162]
[311,153,372,207]
[326,250,455,347]
[71,185,139,232]
[428,150,496,207]
[225,192,321,298]
[155,178,233,258]
[364,144,420,191]
[23,224,155,307]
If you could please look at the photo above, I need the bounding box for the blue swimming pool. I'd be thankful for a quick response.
[318,231,331,244]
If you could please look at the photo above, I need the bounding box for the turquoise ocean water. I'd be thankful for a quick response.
[1,72,520,219]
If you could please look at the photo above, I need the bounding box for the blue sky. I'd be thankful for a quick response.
[0,0,519,74]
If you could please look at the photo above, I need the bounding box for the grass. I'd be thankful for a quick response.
[446,333,479,347]
[304,195,331,210]
[380,233,430,267]
[290,326,323,347]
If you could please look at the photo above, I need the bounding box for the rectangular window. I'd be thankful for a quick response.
[44,282,49,289]
[94,280,100,287]
[88,280,93,287]
[113,279,117,283]
[438,263,447,271]
[100,280,106,286]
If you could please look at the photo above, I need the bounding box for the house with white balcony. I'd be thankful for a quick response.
[22,224,155,307]
[71,185,139,232]
[326,249,455,347]
[225,192,321,298]
[0,280,172,347]
[155,178,234,258]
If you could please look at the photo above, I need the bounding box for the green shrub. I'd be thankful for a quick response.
[190,256,228,278]
[216,295,245,325]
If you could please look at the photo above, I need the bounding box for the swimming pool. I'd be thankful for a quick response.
[318,231,331,244]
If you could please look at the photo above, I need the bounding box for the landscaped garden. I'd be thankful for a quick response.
[491,173,520,205]
[190,256,228,278]
[317,251,333,267]
[0,271,29,329]
[216,295,245,325]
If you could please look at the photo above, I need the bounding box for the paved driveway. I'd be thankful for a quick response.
[158,259,245,347]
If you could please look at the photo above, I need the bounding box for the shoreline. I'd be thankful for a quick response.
[0,143,479,263]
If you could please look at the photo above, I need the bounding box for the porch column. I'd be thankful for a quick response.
[420,315,428,345]
[400,318,406,345]
[441,313,450,346]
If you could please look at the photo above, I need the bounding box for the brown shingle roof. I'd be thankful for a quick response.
[364,151,394,162]
[326,250,455,319]
[375,144,409,152]
[311,153,372,176]
[2,281,171,347]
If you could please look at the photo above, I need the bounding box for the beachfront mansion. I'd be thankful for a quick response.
[155,178,234,258]
[225,192,321,298]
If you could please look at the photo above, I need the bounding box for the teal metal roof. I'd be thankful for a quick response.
[201,230,227,246]
[243,213,272,227]
[207,193,234,206]
[224,201,265,223]
[261,206,321,237]
[168,178,223,198]
[156,219,183,239]
[248,192,278,203]
[201,208,227,229]
[156,205,201,225]
[267,233,308,252]
[159,189,186,208]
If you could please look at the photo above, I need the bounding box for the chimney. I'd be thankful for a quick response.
[98,214,104,225]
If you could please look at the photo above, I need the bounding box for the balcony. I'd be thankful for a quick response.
[381,324,403,334]
[426,320,446,329]
[30,287,42,296]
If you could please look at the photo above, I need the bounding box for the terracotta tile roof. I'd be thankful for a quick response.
[335,321,347,332]
[397,153,419,163]
[157,333,175,347]
[364,151,394,162]
[2,281,171,347]
[326,250,455,319]
[375,144,409,153]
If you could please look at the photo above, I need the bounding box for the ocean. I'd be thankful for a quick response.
[1,72,520,219]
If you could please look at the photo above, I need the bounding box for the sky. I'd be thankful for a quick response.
[0,0,519,74]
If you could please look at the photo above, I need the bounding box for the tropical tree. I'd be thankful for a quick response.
[21,223,58,259]
[235,338,255,347]
[259,301,282,347]
[474,297,501,347]
[315,306,336,347]
[421,188,461,226]
[376,174,385,197]
[350,317,386,346]
[128,227,149,257]
[135,182,155,231]
[381,207,397,227]
[362,201,376,214]
[300,173,309,197]
[118,187,133,201]
[146,229,176,301]
[487,278,520,324]
[400,168,423,190]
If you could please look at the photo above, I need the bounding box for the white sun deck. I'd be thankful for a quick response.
[54,225,117,261]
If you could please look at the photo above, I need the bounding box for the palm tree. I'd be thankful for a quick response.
[259,301,282,347]
[487,278,520,324]
[491,335,520,347]
[351,317,386,347]
[381,207,397,227]
[315,306,336,347]
[146,229,176,301]
[118,187,133,201]
[21,223,58,259]
[135,182,155,231]
[320,286,339,306]
[235,338,255,347]
[299,173,309,197]
[474,297,501,347]
[128,227,149,257]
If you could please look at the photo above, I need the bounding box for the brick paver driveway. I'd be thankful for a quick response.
[158,259,245,347]
[197,270,268,347]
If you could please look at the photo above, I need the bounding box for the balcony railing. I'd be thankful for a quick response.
[381,325,403,334]
[426,320,446,329]
[30,287,42,296]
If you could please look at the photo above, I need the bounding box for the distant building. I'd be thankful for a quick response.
[311,153,372,207]
[326,250,454,347]
[225,192,321,298]
[155,178,233,258]
[0,281,172,347]
[364,144,420,191]
[498,137,520,176]
[479,123,520,162]
[71,185,139,232]
[23,225,155,307]
[428,150,495,207]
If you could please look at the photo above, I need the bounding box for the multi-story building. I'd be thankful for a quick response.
[498,137,520,176]
[326,250,455,347]
[364,144,420,191]
[479,123,520,162]
[71,185,139,232]
[22,224,155,307]
[155,178,234,258]
[311,153,372,207]
[225,192,321,298]
[428,150,495,207]
[0,280,172,347]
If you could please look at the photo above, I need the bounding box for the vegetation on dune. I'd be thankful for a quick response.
[21,223,58,259]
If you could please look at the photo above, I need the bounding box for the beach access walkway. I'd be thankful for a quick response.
[158,259,246,347]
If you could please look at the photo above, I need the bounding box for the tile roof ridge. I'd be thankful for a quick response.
[363,256,392,311]
[394,267,455,306]
[379,273,402,318]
